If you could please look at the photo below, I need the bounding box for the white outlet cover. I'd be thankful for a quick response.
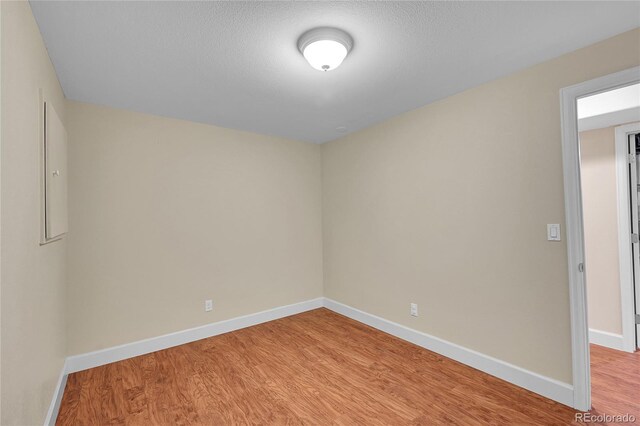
[205,300,213,312]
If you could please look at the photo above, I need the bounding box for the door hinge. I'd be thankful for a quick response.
[578,263,585,272]
[636,314,640,325]
[632,234,639,244]
[629,154,636,164]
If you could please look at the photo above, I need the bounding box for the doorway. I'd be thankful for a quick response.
[578,87,640,353]
[620,125,640,350]
[561,67,640,412]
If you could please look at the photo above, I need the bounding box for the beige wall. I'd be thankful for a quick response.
[65,101,323,355]
[579,126,624,335]
[1,2,67,425]
[322,29,640,384]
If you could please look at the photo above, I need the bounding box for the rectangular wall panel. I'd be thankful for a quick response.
[44,102,68,239]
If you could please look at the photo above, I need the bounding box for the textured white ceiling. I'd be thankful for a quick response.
[30,1,640,143]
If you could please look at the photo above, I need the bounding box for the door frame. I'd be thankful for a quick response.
[615,122,640,353]
[560,66,640,411]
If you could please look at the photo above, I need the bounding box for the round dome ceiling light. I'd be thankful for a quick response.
[298,27,353,72]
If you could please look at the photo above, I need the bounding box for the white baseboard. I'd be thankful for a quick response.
[43,361,67,426]
[589,328,625,351]
[54,295,574,419]
[65,297,324,374]
[322,298,574,408]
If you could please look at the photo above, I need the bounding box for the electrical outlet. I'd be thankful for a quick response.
[410,303,418,317]
[205,299,213,312]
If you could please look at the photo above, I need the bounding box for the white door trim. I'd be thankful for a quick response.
[615,122,640,352]
[560,66,640,412]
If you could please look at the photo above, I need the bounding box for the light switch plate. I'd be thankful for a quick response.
[547,224,561,241]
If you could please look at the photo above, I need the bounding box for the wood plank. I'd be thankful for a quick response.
[56,309,639,425]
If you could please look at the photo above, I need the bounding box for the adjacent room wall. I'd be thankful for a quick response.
[65,101,323,355]
[1,2,67,425]
[579,126,623,336]
[321,29,640,384]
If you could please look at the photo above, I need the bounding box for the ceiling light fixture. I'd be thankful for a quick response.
[298,27,353,72]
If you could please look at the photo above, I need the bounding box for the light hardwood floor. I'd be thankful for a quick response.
[589,342,639,424]
[57,308,638,425]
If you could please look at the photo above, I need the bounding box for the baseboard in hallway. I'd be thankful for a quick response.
[589,329,625,352]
